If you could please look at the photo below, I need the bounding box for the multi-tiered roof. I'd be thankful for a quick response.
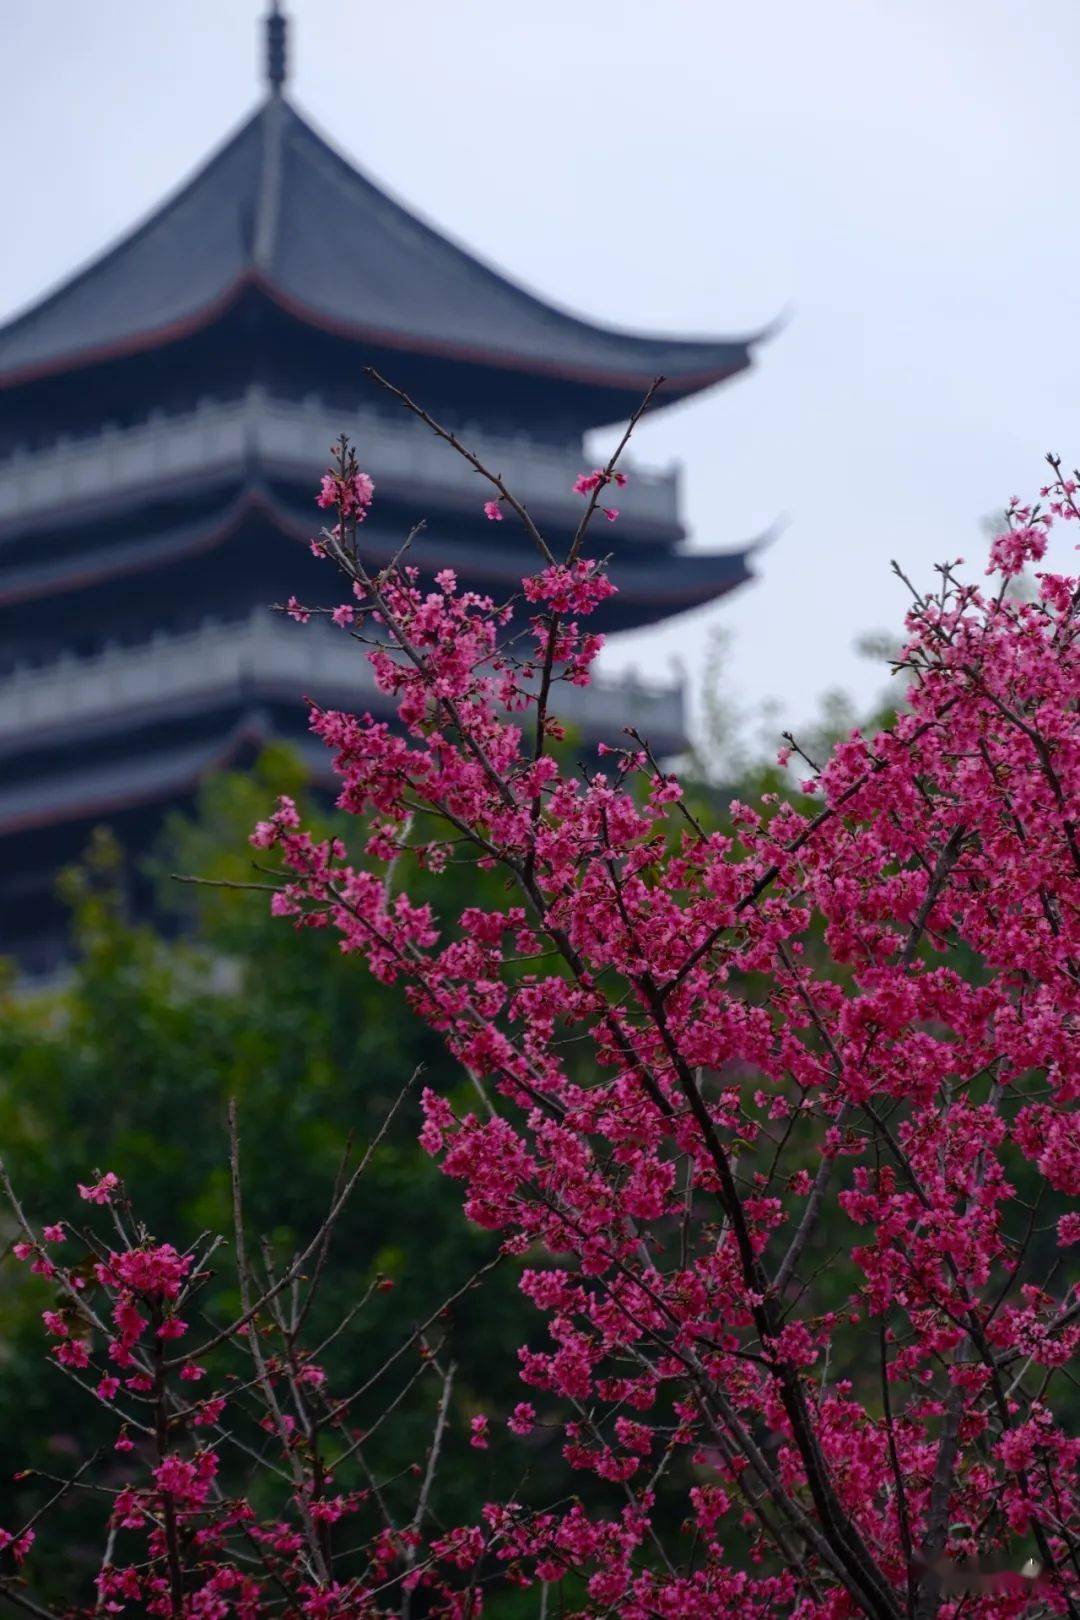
[0,8,765,969]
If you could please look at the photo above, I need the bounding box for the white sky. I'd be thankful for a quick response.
[2,1,1078,746]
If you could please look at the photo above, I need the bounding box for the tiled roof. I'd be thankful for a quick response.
[0,98,755,399]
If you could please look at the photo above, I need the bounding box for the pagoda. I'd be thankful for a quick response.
[0,7,764,971]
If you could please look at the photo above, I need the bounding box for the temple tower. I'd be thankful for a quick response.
[0,9,764,970]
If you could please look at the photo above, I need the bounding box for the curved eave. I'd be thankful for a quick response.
[0,719,332,839]
[0,485,757,622]
[264,277,755,399]
[0,271,753,403]
[0,276,251,393]
[0,490,262,607]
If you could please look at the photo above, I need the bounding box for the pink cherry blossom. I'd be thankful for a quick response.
[77,1170,119,1205]
[469,1415,490,1450]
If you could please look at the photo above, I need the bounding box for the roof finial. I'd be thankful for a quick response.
[265,1,287,94]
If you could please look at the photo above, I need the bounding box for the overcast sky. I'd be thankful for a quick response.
[2,1,1078,749]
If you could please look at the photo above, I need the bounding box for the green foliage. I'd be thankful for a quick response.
[0,750,541,1569]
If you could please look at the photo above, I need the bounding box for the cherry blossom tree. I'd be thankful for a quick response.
[1,393,1077,1618]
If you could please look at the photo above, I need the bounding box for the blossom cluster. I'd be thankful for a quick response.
[317,466,375,522]
[243,452,1079,1616]
[3,427,1077,1617]
[2,1154,490,1617]
[573,465,626,522]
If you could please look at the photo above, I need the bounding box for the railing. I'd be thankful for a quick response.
[0,612,684,748]
[0,389,680,531]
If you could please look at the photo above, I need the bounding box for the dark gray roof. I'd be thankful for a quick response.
[0,97,756,395]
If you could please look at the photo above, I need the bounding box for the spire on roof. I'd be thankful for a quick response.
[265,2,287,93]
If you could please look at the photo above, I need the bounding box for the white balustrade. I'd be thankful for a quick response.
[0,614,683,747]
[0,390,679,531]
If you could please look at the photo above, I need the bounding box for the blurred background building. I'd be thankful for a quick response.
[0,6,763,972]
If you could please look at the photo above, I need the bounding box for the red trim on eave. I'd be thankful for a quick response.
[0,270,750,398]
[257,279,749,395]
[0,275,255,391]
[0,488,273,607]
